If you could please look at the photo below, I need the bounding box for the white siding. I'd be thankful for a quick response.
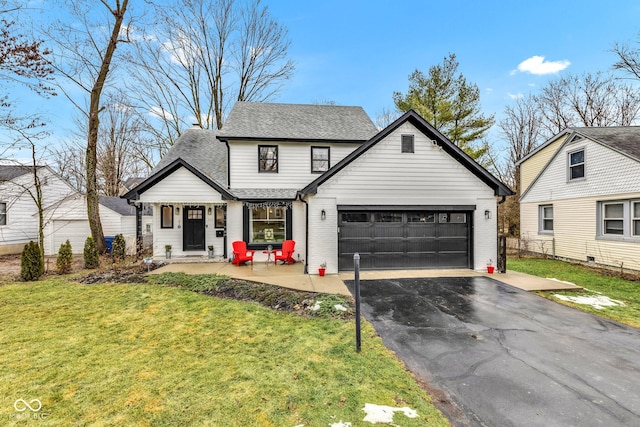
[310,122,499,272]
[139,167,224,203]
[522,139,640,203]
[521,196,640,271]
[229,141,360,188]
[0,168,76,253]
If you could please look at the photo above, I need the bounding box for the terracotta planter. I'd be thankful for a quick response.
[487,266,494,274]
[318,268,326,277]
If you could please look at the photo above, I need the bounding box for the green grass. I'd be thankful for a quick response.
[0,278,448,426]
[508,257,640,328]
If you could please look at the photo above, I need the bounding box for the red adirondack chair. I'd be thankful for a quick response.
[274,240,296,265]
[232,241,255,266]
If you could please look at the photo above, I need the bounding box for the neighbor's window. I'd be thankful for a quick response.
[633,202,640,236]
[259,145,278,172]
[401,134,414,153]
[249,206,286,243]
[161,205,173,229]
[603,202,624,235]
[0,202,6,226]
[215,206,225,229]
[539,205,554,233]
[568,149,585,180]
[311,147,330,173]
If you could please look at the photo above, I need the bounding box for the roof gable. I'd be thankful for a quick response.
[217,102,378,142]
[301,110,513,197]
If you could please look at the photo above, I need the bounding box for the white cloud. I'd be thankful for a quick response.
[486,87,494,94]
[508,92,524,100]
[149,107,174,121]
[511,56,571,75]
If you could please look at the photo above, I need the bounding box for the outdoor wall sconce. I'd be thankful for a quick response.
[175,207,180,215]
[484,210,491,219]
[321,209,326,220]
[208,207,212,215]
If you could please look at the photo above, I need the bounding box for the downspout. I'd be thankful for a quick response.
[297,192,309,274]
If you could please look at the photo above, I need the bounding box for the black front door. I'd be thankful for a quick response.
[183,206,205,251]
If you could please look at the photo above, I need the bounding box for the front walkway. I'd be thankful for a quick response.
[149,258,581,295]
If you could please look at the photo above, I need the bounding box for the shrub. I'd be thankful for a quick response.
[20,241,44,281]
[112,234,126,262]
[56,240,73,274]
[84,236,99,269]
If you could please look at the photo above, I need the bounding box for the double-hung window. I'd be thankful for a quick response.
[539,205,554,233]
[0,202,6,226]
[598,200,640,239]
[603,202,624,235]
[634,202,640,237]
[568,149,585,180]
[311,147,330,173]
[259,145,278,172]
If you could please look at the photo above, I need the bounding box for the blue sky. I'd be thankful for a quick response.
[266,0,640,143]
[4,0,640,158]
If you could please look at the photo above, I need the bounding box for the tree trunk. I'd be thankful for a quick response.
[86,0,129,254]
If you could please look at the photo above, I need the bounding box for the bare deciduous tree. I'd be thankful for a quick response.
[127,0,294,159]
[45,0,130,253]
[612,35,640,80]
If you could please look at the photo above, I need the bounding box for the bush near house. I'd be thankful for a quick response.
[84,236,99,269]
[20,241,44,281]
[111,234,126,262]
[56,240,73,274]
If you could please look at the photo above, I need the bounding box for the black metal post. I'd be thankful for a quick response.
[354,252,361,353]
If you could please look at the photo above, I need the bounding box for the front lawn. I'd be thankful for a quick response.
[508,257,640,328]
[0,277,448,426]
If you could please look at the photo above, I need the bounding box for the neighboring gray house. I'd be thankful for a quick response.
[519,127,640,271]
[124,102,512,274]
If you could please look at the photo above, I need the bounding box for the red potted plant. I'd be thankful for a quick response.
[318,261,327,277]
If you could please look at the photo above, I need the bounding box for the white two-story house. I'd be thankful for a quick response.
[123,102,512,274]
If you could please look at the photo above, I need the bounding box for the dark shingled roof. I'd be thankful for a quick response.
[99,196,136,216]
[153,128,227,186]
[0,165,37,181]
[572,127,640,161]
[217,102,378,142]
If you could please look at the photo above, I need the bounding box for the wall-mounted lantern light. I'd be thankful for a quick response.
[321,209,326,220]
[208,207,212,215]
[484,209,491,219]
[176,206,180,215]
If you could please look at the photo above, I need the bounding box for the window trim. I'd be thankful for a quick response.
[258,145,279,173]
[596,199,640,241]
[311,146,330,173]
[568,148,585,181]
[0,201,6,226]
[160,205,174,229]
[633,201,640,237]
[401,134,415,153]
[538,204,554,234]
[602,201,625,236]
[242,204,292,250]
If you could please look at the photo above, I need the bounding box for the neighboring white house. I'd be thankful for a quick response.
[42,195,152,256]
[519,127,640,271]
[124,103,513,274]
[0,165,76,255]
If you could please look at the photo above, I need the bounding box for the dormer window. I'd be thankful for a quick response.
[568,149,585,180]
[259,145,278,173]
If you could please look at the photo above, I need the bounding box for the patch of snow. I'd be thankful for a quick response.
[310,302,321,311]
[362,403,419,424]
[329,421,352,427]
[553,294,625,310]
[334,304,347,311]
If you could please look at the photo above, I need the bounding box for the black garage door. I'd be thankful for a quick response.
[338,209,472,270]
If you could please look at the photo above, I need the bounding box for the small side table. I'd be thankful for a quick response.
[263,250,274,265]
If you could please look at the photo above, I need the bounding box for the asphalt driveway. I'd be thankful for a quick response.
[345,276,640,427]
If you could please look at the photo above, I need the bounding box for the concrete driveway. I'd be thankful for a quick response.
[345,276,640,427]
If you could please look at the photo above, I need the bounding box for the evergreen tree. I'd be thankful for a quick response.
[84,236,99,269]
[111,234,126,262]
[56,240,73,274]
[393,53,494,160]
[21,241,44,281]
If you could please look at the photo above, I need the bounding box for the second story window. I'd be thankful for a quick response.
[259,145,278,173]
[568,149,585,180]
[311,147,330,173]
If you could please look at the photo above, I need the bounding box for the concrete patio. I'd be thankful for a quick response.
[149,258,582,295]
